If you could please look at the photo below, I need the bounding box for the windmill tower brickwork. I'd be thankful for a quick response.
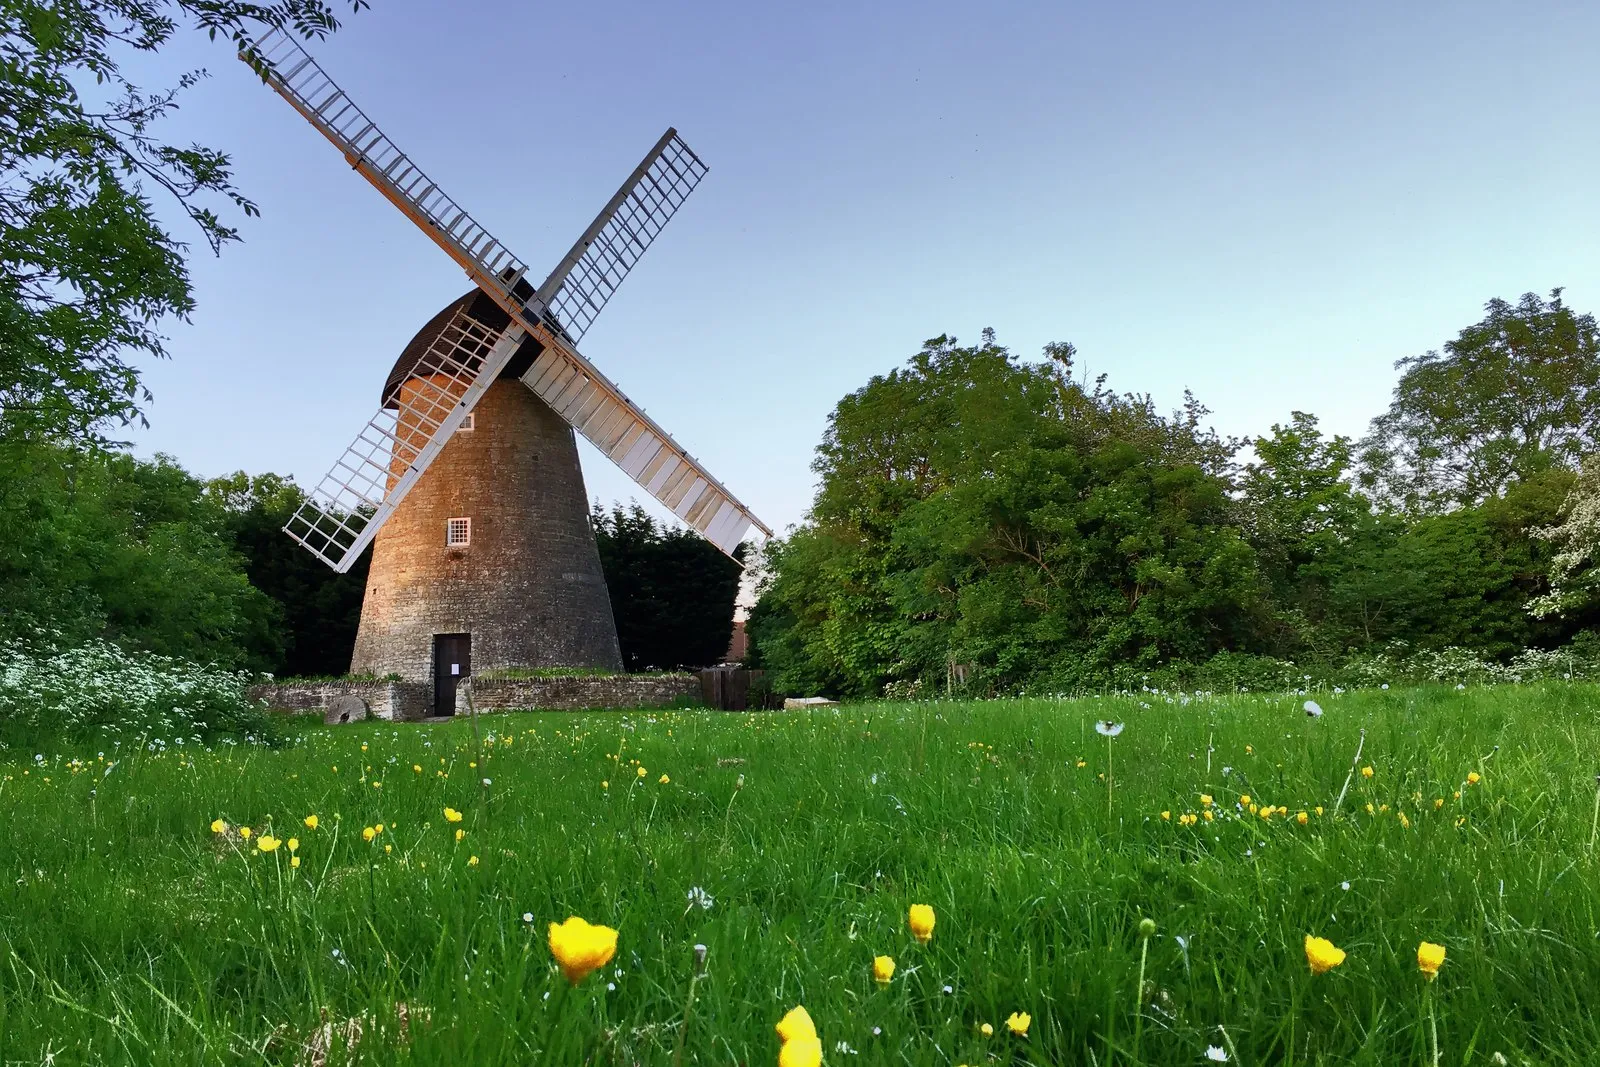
[243,30,769,715]
[349,291,624,686]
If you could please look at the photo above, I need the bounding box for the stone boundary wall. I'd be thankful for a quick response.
[461,674,700,713]
[250,674,701,721]
[249,680,430,722]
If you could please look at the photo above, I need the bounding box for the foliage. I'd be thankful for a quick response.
[592,502,743,671]
[1089,632,1600,695]
[206,470,368,677]
[0,635,270,744]
[752,333,1268,696]
[3,685,1600,1063]
[756,295,1600,698]
[0,0,367,439]
[0,436,277,665]
[1531,453,1600,619]
[1358,289,1600,514]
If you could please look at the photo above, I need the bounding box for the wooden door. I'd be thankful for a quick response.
[432,633,471,715]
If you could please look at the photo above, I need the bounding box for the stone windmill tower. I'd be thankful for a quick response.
[243,31,768,713]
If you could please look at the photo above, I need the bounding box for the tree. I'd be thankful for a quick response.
[1,0,368,440]
[206,471,369,676]
[1530,454,1600,620]
[1359,290,1600,513]
[751,333,1268,696]
[1239,412,1391,652]
[0,436,276,664]
[592,503,744,671]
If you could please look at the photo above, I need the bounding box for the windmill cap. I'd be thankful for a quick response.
[382,288,542,408]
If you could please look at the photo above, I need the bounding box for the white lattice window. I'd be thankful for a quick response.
[457,412,475,432]
[446,517,471,547]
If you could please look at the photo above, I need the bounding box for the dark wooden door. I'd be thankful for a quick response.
[433,633,471,715]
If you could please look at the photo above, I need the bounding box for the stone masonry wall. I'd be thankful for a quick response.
[248,680,431,722]
[349,376,624,682]
[460,674,700,713]
[250,675,699,721]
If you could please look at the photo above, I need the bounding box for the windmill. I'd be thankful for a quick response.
[241,29,768,712]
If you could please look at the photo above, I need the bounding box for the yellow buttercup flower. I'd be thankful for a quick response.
[637,766,647,778]
[1305,934,1346,975]
[980,1022,994,1037]
[908,903,935,943]
[287,837,299,852]
[1361,766,1374,779]
[1296,811,1309,825]
[1314,806,1324,816]
[1200,794,1214,807]
[468,854,479,866]
[659,774,670,784]
[374,823,384,834]
[455,828,465,842]
[1160,810,1171,821]
[548,916,619,984]
[304,814,319,830]
[290,855,301,869]
[256,834,281,852]
[1418,941,1445,980]
[1434,797,1445,810]
[1202,809,1215,822]
[1006,1012,1031,1036]
[873,954,895,985]
[211,818,226,834]
[1466,771,1481,785]
[775,1005,817,1044]
[444,807,463,823]
[362,827,376,842]
[239,826,252,840]
[1239,795,1251,806]
[779,1036,822,1067]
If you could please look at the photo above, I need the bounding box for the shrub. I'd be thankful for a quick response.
[0,638,273,746]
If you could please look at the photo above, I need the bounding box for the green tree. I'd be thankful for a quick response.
[1359,289,1600,513]
[1239,412,1397,653]
[206,471,369,676]
[751,333,1268,696]
[1,0,368,440]
[0,437,276,664]
[1530,454,1600,620]
[592,503,744,671]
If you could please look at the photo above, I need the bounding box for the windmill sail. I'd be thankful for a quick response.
[284,308,526,571]
[243,29,768,566]
[534,128,708,343]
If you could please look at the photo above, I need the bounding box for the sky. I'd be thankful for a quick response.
[127,0,1600,537]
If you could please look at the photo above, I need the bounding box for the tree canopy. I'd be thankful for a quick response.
[0,0,367,440]
[592,503,744,671]
[752,305,1600,698]
[1359,290,1600,514]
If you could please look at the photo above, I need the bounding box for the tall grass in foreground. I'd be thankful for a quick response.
[1,683,1599,1065]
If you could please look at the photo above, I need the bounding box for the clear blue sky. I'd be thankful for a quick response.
[128,0,1600,535]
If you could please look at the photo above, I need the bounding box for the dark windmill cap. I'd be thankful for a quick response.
[381,275,544,409]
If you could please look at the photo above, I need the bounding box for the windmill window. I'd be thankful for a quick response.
[446,517,471,547]
[457,413,475,432]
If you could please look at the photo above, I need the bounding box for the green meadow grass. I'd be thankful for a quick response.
[2,683,1599,1065]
